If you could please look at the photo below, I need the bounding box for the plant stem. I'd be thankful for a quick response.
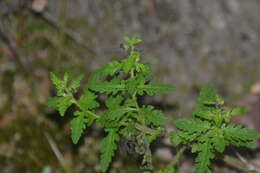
[167,146,186,170]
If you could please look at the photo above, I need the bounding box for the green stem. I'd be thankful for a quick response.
[135,123,158,134]
[167,146,186,171]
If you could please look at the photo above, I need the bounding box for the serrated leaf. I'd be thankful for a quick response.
[125,74,146,94]
[102,61,122,76]
[89,77,126,95]
[124,36,142,45]
[87,69,103,87]
[198,84,224,105]
[45,96,60,109]
[50,72,62,88]
[69,74,83,91]
[224,125,260,147]
[98,107,133,128]
[122,57,136,73]
[57,95,73,116]
[71,112,86,144]
[193,84,223,120]
[193,109,216,121]
[78,90,99,111]
[100,129,120,172]
[105,95,124,109]
[175,119,211,135]
[135,63,151,74]
[50,72,66,96]
[138,83,176,96]
[170,132,182,146]
[46,95,73,116]
[194,141,214,173]
[141,105,167,126]
[123,36,142,50]
[210,129,227,152]
[230,106,247,116]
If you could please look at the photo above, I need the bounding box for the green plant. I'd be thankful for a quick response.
[46,37,260,173]
[46,36,175,172]
[170,84,260,173]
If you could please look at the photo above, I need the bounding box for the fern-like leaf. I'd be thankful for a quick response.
[78,90,99,111]
[138,83,176,96]
[193,141,214,173]
[98,107,132,128]
[105,95,124,109]
[101,61,122,76]
[175,119,211,135]
[210,128,227,152]
[141,105,167,126]
[69,74,84,91]
[71,112,86,144]
[229,106,247,116]
[224,124,260,147]
[46,95,73,116]
[100,129,120,172]
[193,84,223,120]
[89,77,126,95]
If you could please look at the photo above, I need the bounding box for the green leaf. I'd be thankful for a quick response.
[57,95,73,116]
[170,132,182,146]
[69,74,84,91]
[230,106,247,116]
[46,95,73,116]
[124,36,142,45]
[89,77,126,95]
[98,107,133,128]
[194,141,214,173]
[224,125,260,147]
[122,57,136,73]
[50,72,66,96]
[210,129,227,152]
[141,105,167,126]
[102,61,122,76]
[50,72,62,88]
[125,74,146,94]
[138,83,176,96]
[198,84,224,105]
[45,97,60,109]
[174,119,211,135]
[123,36,141,50]
[71,112,86,144]
[105,95,124,109]
[87,69,103,87]
[100,129,120,172]
[78,90,99,111]
[193,84,224,120]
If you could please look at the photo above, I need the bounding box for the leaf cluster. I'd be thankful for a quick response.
[46,37,260,173]
[46,36,175,172]
[170,84,260,173]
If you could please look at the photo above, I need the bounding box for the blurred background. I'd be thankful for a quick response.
[1,0,260,172]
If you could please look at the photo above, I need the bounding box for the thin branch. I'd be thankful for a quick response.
[168,146,186,169]
[45,133,73,173]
